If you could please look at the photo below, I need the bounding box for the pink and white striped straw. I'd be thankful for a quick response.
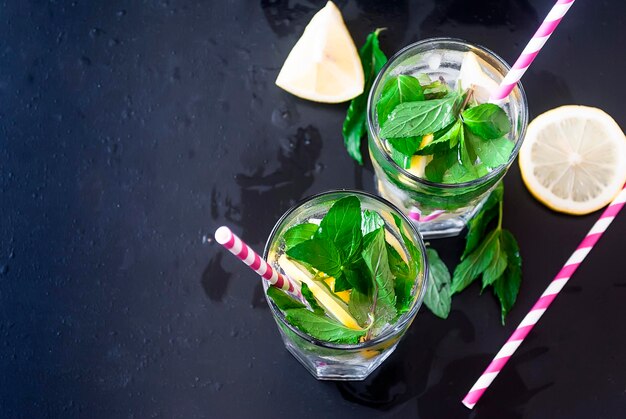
[489,0,575,102]
[214,226,302,300]
[462,184,626,409]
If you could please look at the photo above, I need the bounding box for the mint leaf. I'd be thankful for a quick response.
[423,79,451,100]
[387,136,422,158]
[462,103,511,140]
[451,229,499,294]
[468,133,514,169]
[348,289,396,336]
[318,196,362,260]
[463,183,503,258]
[424,248,452,319]
[416,120,462,155]
[267,286,306,311]
[494,229,522,324]
[283,223,319,251]
[425,148,457,182]
[342,29,388,164]
[389,144,412,169]
[386,242,409,280]
[284,308,365,344]
[341,260,372,295]
[377,75,424,123]
[391,214,421,312]
[362,228,396,308]
[301,283,324,315]
[286,237,342,277]
[379,92,461,138]
[481,232,508,289]
[361,209,385,235]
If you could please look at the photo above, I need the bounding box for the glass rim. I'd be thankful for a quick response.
[366,37,529,189]
[262,189,429,350]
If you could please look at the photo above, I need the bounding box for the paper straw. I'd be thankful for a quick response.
[214,226,302,299]
[462,184,626,409]
[489,0,575,102]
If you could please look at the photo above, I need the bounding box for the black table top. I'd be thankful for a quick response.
[2,1,625,418]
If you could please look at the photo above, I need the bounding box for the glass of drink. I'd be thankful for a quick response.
[367,38,528,238]
[263,190,428,380]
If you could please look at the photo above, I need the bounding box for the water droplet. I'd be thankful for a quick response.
[0,265,8,275]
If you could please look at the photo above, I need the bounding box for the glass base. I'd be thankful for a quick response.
[279,328,400,381]
[374,176,487,239]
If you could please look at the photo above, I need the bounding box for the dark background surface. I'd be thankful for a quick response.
[1,0,625,418]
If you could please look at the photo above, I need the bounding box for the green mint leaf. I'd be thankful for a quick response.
[342,259,373,295]
[458,126,477,172]
[348,289,396,336]
[283,223,319,251]
[284,308,366,344]
[494,229,522,324]
[463,184,503,258]
[417,120,462,155]
[451,229,499,294]
[481,231,508,289]
[342,29,388,164]
[442,159,476,184]
[461,103,511,140]
[391,214,421,312]
[467,133,514,169]
[423,79,451,100]
[267,286,306,311]
[386,242,409,280]
[377,75,425,123]
[286,237,342,278]
[318,196,362,260]
[361,209,385,236]
[361,228,396,308]
[387,136,423,158]
[389,143,413,169]
[333,273,352,293]
[424,248,452,319]
[425,148,457,182]
[301,283,324,315]
[379,92,461,138]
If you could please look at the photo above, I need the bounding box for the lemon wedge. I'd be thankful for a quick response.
[275,1,364,103]
[457,51,499,103]
[519,105,626,215]
[278,255,363,330]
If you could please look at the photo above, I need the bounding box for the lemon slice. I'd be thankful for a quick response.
[457,51,499,104]
[519,105,626,215]
[275,1,364,103]
[278,255,363,330]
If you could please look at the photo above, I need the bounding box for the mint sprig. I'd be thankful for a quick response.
[342,29,388,164]
[423,183,523,324]
[284,308,366,344]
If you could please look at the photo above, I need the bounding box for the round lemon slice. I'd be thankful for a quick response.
[275,1,364,103]
[519,105,626,215]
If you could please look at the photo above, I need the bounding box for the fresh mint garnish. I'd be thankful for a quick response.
[391,214,420,313]
[377,75,425,123]
[451,184,522,323]
[301,283,324,315]
[283,223,318,251]
[361,228,397,309]
[284,308,366,344]
[467,132,514,169]
[379,92,462,138]
[424,248,452,319]
[342,29,388,164]
[461,103,511,140]
[286,237,342,278]
[361,209,385,235]
[493,230,522,324]
[317,195,362,260]
[267,286,306,311]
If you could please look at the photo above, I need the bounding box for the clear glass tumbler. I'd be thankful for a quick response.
[367,38,528,238]
[263,190,428,380]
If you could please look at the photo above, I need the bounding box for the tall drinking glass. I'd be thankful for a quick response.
[367,38,528,238]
